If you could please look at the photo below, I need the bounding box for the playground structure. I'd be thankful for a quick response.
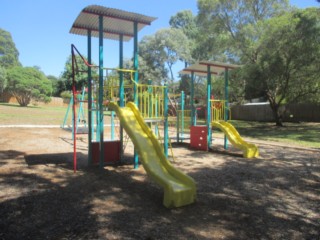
[67,5,259,208]
[179,61,259,158]
[69,5,196,208]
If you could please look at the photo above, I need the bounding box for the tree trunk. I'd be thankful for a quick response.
[269,102,283,127]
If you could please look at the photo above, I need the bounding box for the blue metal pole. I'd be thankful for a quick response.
[191,71,195,126]
[99,15,104,168]
[119,34,124,161]
[224,68,229,149]
[164,83,169,158]
[181,91,185,143]
[133,21,139,169]
[207,65,212,148]
[87,29,93,165]
[119,34,124,107]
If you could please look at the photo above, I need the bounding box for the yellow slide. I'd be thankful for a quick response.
[108,102,196,208]
[211,120,259,158]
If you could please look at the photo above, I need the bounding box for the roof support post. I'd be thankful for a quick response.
[133,21,139,169]
[207,65,212,147]
[164,83,169,158]
[119,34,124,162]
[98,15,104,168]
[224,68,229,149]
[119,34,124,107]
[87,29,93,166]
[191,71,195,126]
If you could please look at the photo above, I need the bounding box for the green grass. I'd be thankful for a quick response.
[174,118,320,148]
[0,103,68,125]
[229,120,320,148]
[1,103,319,148]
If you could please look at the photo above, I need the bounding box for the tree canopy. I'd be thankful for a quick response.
[239,7,320,125]
[0,66,7,93]
[0,28,21,68]
[139,28,191,84]
[60,55,98,92]
[6,66,52,106]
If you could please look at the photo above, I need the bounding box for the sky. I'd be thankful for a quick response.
[0,0,319,79]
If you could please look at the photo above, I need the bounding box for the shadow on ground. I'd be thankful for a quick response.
[0,145,319,239]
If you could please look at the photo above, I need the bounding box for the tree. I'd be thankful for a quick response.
[60,55,98,91]
[0,66,7,93]
[139,28,191,84]
[47,75,65,97]
[240,8,320,126]
[0,28,21,68]
[6,66,52,106]
[197,0,289,63]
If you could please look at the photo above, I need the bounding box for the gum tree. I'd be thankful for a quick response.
[6,66,52,106]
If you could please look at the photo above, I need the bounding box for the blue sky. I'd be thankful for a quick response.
[0,0,318,79]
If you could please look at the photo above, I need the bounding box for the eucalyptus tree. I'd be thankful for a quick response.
[0,28,21,68]
[240,8,320,126]
[6,66,52,106]
[197,0,290,63]
[139,28,191,86]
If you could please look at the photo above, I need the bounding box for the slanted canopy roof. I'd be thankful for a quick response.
[70,5,157,41]
[179,61,240,77]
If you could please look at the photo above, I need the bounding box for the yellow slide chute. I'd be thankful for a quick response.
[212,120,259,158]
[108,102,196,208]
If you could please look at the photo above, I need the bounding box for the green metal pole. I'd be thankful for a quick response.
[133,21,139,169]
[207,65,212,148]
[191,71,195,126]
[119,34,124,162]
[164,83,169,158]
[224,68,229,149]
[87,30,92,166]
[99,15,104,168]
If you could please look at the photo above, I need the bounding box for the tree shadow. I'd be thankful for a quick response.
[0,144,319,239]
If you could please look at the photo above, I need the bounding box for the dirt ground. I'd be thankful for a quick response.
[0,127,319,240]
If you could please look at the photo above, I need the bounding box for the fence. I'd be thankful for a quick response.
[231,103,320,122]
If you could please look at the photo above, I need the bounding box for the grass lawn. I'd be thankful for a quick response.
[1,102,319,149]
[230,120,320,148]
[0,103,68,125]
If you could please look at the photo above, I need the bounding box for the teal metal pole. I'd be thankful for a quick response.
[119,34,124,161]
[98,15,104,168]
[133,21,139,169]
[133,22,139,105]
[191,71,195,126]
[95,84,100,142]
[164,83,169,158]
[61,96,72,128]
[224,68,229,149]
[119,34,124,107]
[87,30,93,165]
[207,65,212,147]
